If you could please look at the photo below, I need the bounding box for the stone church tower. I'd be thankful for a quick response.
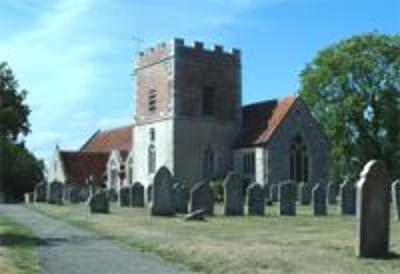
[133,38,242,187]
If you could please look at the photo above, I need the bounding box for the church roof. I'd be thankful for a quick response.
[59,151,110,185]
[80,125,133,153]
[235,96,297,147]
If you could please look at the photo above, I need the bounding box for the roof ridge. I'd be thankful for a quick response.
[242,95,297,109]
[99,124,133,133]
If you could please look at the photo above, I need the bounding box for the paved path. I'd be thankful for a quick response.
[0,205,192,274]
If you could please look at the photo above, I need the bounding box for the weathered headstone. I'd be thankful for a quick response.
[108,188,118,202]
[147,184,153,203]
[184,209,206,221]
[172,182,189,214]
[79,186,90,202]
[34,182,47,202]
[247,183,265,216]
[24,193,33,203]
[270,184,279,202]
[356,160,390,258]
[339,179,356,215]
[131,182,144,208]
[190,182,214,215]
[89,191,109,213]
[312,184,327,216]
[151,167,175,216]
[298,182,312,205]
[119,187,131,207]
[263,183,271,203]
[392,180,400,221]
[224,172,244,216]
[279,182,296,216]
[48,181,64,205]
[67,184,81,204]
[327,182,339,204]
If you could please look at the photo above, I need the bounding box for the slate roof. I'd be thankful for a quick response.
[80,125,133,153]
[235,96,297,147]
[59,151,110,185]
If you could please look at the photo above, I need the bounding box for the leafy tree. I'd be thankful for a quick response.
[299,32,400,181]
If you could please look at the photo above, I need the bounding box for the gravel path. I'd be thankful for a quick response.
[0,205,192,274]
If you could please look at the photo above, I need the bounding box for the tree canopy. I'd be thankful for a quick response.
[299,32,400,181]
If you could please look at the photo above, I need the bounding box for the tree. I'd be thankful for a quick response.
[299,32,400,181]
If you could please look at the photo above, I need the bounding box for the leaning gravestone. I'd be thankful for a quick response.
[34,182,47,202]
[89,191,109,213]
[340,179,356,215]
[356,160,390,258]
[270,184,279,202]
[247,183,265,216]
[172,182,189,214]
[48,181,64,205]
[312,184,327,216]
[298,182,312,205]
[392,180,400,221]
[190,182,214,215]
[224,172,244,216]
[147,184,153,203]
[131,182,144,208]
[151,167,175,216]
[327,182,338,204]
[279,181,296,216]
[119,187,131,207]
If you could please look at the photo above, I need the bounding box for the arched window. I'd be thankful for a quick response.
[148,145,156,174]
[110,159,118,189]
[289,135,309,183]
[127,157,134,184]
[203,146,214,179]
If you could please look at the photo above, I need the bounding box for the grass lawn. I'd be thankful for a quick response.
[0,214,40,274]
[30,203,400,274]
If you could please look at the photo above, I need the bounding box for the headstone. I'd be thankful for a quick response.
[48,181,64,205]
[34,182,47,202]
[224,172,244,216]
[24,193,33,203]
[119,187,131,207]
[151,167,175,216]
[184,209,206,221]
[190,182,214,215]
[339,179,356,215]
[263,183,271,203]
[89,190,109,213]
[327,182,339,204]
[298,182,312,205]
[312,184,327,216]
[147,184,153,203]
[356,160,390,258]
[247,183,265,216]
[108,188,118,202]
[392,180,400,221]
[172,182,189,214]
[279,182,296,216]
[79,186,90,202]
[68,184,81,204]
[270,184,279,202]
[131,182,144,208]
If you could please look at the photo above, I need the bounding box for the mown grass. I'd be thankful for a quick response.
[30,203,400,274]
[0,215,40,274]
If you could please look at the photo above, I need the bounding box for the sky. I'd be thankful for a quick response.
[0,0,399,165]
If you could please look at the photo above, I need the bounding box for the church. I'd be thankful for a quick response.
[48,38,328,192]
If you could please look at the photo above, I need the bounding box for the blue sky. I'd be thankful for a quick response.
[0,0,399,164]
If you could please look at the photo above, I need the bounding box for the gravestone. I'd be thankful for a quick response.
[392,180,400,221]
[48,181,64,205]
[312,184,327,216]
[327,182,339,204]
[356,160,390,258]
[184,209,206,221]
[279,182,296,216]
[79,186,90,202]
[270,184,279,202]
[247,183,265,216]
[172,182,189,214]
[151,166,175,216]
[68,184,81,204]
[34,182,47,202]
[340,179,356,215]
[89,191,109,213]
[131,182,144,208]
[24,193,33,203]
[263,183,271,203]
[119,187,131,207]
[147,184,153,203]
[108,188,118,202]
[224,172,244,216]
[298,182,312,205]
[189,182,214,215]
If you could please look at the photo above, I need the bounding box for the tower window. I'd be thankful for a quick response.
[148,145,156,174]
[150,128,156,142]
[148,89,157,112]
[289,134,309,183]
[243,151,255,175]
[202,86,215,116]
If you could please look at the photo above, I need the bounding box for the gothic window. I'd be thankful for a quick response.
[148,89,157,112]
[127,158,134,185]
[150,128,155,142]
[203,146,214,179]
[202,86,215,116]
[243,151,255,175]
[148,145,156,174]
[110,160,118,189]
[289,135,309,183]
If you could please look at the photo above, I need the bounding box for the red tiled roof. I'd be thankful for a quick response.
[235,96,297,147]
[60,151,110,185]
[80,125,133,153]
